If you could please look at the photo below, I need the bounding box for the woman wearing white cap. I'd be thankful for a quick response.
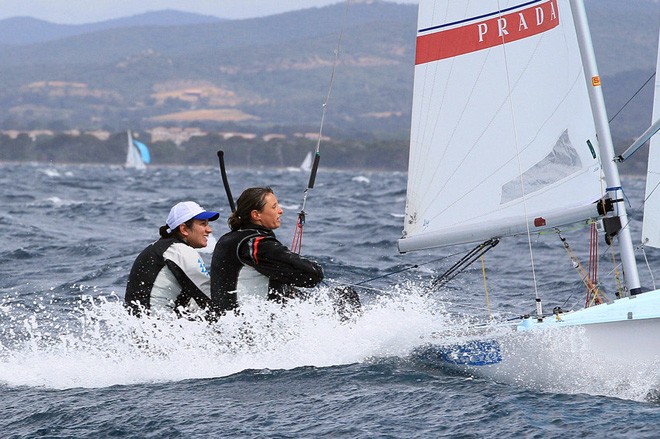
[125,201,220,316]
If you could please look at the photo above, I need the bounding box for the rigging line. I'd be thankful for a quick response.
[354,253,460,286]
[326,249,473,290]
[298,0,349,216]
[642,174,660,205]
[556,228,601,301]
[641,245,657,290]
[292,0,349,254]
[430,239,500,289]
[324,279,526,319]
[600,237,649,280]
[496,0,540,304]
[608,72,656,123]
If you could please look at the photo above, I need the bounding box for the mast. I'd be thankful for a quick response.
[569,0,642,295]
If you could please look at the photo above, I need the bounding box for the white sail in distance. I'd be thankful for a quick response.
[125,130,150,170]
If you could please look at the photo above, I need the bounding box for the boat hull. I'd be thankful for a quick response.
[414,290,660,390]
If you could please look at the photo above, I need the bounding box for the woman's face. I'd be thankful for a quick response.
[181,219,213,248]
[252,193,282,229]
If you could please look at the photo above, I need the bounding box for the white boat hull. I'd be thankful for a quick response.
[414,289,660,390]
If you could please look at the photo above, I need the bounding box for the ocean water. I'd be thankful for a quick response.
[1,162,659,438]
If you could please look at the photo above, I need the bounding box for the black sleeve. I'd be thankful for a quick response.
[239,236,324,288]
[165,260,213,311]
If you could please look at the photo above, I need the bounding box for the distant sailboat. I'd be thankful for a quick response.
[125,130,151,170]
[286,151,314,172]
[300,151,313,172]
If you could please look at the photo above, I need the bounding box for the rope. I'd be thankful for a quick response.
[641,245,657,290]
[608,72,656,123]
[323,241,498,293]
[323,279,522,319]
[291,212,304,254]
[429,239,499,289]
[495,0,541,314]
[292,0,350,254]
[555,228,609,307]
[349,253,460,288]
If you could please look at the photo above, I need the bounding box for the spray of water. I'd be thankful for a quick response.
[0,284,449,390]
[0,284,657,402]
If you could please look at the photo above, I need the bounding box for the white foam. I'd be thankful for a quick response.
[0,285,447,390]
[0,286,658,401]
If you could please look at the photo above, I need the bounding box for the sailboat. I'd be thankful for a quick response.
[286,150,314,172]
[400,0,660,382]
[300,151,314,173]
[125,130,151,170]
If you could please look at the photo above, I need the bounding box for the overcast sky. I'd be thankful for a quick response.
[0,0,419,24]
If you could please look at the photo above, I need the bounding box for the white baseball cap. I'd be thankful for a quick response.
[166,201,220,230]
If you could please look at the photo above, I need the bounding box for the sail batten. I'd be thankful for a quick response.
[401,0,604,253]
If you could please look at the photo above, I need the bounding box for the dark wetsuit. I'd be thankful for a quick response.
[210,225,324,313]
[125,237,212,316]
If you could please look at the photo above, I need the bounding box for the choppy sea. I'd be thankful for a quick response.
[1,162,659,438]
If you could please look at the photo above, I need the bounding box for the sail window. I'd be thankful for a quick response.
[500,130,582,204]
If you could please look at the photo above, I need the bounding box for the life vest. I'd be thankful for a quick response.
[125,237,212,315]
[210,226,324,313]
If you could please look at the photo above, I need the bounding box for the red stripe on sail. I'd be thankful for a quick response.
[416,0,559,65]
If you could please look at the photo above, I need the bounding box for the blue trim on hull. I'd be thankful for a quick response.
[418,339,503,366]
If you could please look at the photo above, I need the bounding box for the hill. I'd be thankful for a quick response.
[0,11,224,45]
[0,0,657,164]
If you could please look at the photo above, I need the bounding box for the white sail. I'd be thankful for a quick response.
[399,0,605,252]
[125,130,149,170]
[300,151,313,172]
[642,29,660,248]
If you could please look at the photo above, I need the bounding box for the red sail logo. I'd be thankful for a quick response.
[416,0,559,65]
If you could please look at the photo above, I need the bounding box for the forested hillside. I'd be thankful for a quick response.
[0,0,657,169]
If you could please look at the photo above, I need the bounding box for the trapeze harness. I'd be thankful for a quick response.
[210,226,324,313]
[125,237,213,315]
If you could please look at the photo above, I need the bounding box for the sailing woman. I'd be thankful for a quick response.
[210,187,324,314]
[125,201,219,316]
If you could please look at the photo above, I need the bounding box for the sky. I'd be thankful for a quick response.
[0,0,420,24]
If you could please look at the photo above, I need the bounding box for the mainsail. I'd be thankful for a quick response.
[399,0,605,252]
[642,29,660,248]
